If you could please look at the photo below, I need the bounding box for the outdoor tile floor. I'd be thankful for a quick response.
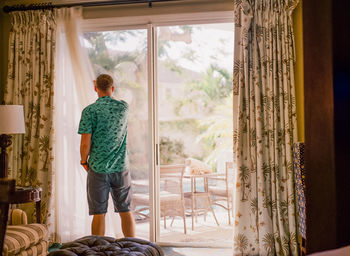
[162,247,232,256]
[135,208,234,248]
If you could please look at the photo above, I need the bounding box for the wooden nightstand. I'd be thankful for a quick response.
[9,187,42,223]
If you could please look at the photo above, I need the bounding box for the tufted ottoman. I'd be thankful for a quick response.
[48,236,164,256]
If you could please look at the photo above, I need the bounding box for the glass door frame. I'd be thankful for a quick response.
[82,11,234,246]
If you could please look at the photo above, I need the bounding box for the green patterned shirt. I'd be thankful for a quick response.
[78,96,129,173]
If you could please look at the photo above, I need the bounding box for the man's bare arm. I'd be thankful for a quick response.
[80,133,92,171]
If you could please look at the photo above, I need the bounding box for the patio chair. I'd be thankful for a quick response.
[207,162,234,225]
[132,164,187,234]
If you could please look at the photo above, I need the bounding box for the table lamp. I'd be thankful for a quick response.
[0,105,26,178]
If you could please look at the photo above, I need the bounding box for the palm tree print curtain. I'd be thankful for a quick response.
[232,0,299,255]
[4,10,56,224]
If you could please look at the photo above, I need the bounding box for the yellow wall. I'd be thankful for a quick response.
[293,1,305,142]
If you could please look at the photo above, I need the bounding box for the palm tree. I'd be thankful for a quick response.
[250,197,259,231]
[279,200,289,223]
[233,59,241,95]
[43,73,53,107]
[282,232,297,255]
[239,165,250,201]
[197,94,233,168]
[263,196,276,219]
[27,101,34,121]
[273,163,281,179]
[20,166,37,187]
[25,71,33,83]
[233,128,239,147]
[262,162,271,181]
[175,64,233,116]
[286,160,293,179]
[262,94,271,112]
[263,233,275,256]
[39,135,50,172]
[250,128,257,147]
[32,103,41,139]
[234,233,248,256]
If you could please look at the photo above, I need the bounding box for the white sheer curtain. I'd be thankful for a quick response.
[52,7,121,243]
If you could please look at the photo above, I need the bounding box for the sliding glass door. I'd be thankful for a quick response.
[84,29,151,240]
[157,23,234,246]
[83,18,234,247]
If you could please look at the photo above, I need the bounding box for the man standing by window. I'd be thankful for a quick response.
[78,74,135,237]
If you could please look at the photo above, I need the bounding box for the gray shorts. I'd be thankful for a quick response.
[87,169,132,215]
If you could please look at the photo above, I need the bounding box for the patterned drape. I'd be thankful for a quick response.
[4,10,56,224]
[232,0,299,255]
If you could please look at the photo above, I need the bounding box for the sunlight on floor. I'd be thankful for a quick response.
[162,247,232,256]
[135,209,233,248]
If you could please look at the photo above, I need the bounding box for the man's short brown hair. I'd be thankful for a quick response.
[96,74,113,91]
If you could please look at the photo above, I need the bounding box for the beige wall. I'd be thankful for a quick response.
[83,0,233,19]
[0,0,233,103]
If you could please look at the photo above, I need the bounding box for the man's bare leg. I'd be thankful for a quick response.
[119,211,135,237]
[92,214,106,236]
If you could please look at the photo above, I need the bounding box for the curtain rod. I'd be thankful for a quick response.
[3,0,184,13]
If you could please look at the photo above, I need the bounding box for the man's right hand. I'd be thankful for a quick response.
[80,133,91,172]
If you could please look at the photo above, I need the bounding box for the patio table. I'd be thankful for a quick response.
[183,172,223,230]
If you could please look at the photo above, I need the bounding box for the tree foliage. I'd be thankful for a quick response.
[84,26,233,170]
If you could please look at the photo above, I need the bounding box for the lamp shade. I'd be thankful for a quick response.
[0,105,26,134]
